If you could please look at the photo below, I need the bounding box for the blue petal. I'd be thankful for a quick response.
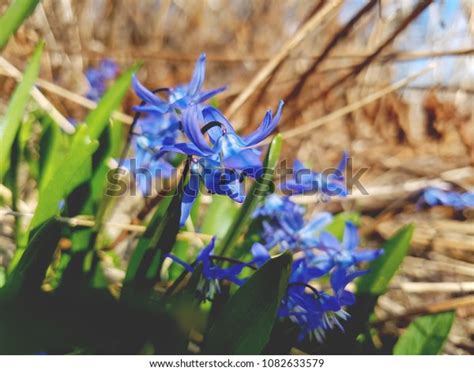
[182,106,215,155]
[353,249,383,263]
[342,222,359,251]
[180,172,200,226]
[197,86,227,103]
[132,75,169,113]
[299,212,333,238]
[243,100,284,146]
[319,232,341,251]
[218,134,262,170]
[336,151,348,178]
[160,142,207,157]
[188,53,206,96]
[165,253,194,272]
[461,192,474,207]
[202,106,239,141]
[251,242,271,267]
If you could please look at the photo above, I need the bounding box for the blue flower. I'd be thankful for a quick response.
[160,101,283,170]
[280,152,348,198]
[313,222,383,274]
[418,187,474,209]
[278,260,364,342]
[122,112,180,195]
[180,158,246,225]
[132,53,225,115]
[169,102,283,225]
[166,237,248,300]
[85,59,119,101]
[254,195,332,251]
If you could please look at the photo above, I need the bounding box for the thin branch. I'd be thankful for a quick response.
[275,65,433,142]
[284,0,378,107]
[0,56,76,133]
[0,67,134,125]
[225,0,342,121]
[373,295,474,326]
[51,48,474,63]
[0,210,214,243]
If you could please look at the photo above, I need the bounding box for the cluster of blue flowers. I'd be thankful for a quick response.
[128,53,383,342]
[128,53,283,225]
[85,59,119,101]
[418,187,474,210]
[251,195,383,341]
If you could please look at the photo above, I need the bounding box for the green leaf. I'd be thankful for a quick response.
[29,125,99,231]
[393,311,455,355]
[203,252,292,355]
[6,219,62,295]
[357,224,414,295]
[0,42,43,181]
[217,134,282,257]
[121,189,183,301]
[38,114,71,191]
[0,0,41,50]
[201,195,238,238]
[85,66,138,141]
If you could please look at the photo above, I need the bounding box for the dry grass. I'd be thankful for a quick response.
[0,0,473,354]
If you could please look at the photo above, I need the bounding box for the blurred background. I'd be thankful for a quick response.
[0,0,473,354]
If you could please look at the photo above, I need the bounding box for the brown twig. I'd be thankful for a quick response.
[283,0,377,108]
[225,0,342,122]
[373,295,474,326]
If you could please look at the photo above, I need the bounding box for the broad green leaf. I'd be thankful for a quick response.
[325,211,360,240]
[0,0,40,50]
[121,189,182,301]
[203,252,292,355]
[6,219,61,295]
[85,66,138,141]
[217,134,282,257]
[38,114,70,191]
[357,224,414,295]
[393,311,455,355]
[29,125,99,230]
[201,195,238,238]
[0,42,43,181]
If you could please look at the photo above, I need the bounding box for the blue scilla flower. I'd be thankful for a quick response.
[180,158,245,225]
[132,53,226,115]
[85,58,119,101]
[280,260,365,342]
[418,187,474,210]
[166,102,283,225]
[312,221,383,274]
[280,152,348,198]
[122,112,180,195]
[166,237,248,300]
[250,241,375,342]
[254,194,332,251]
[160,101,283,170]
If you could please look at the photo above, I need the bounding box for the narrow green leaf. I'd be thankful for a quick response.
[203,252,292,355]
[29,125,99,230]
[121,190,183,301]
[38,114,70,191]
[218,134,282,257]
[357,224,414,295]
[201,195,238,238]
[85,65,138,141]
[393,311,455,355]
[0,42,43,181]
[0,0,40,50]
[6,219,61,295]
